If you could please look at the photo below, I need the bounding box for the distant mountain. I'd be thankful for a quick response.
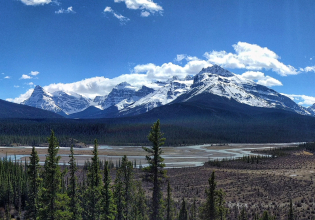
[18,65,315,119]
[173,65,310,115]
[21,85,91,115]
[0,99,63,119]
[308,103,315,115]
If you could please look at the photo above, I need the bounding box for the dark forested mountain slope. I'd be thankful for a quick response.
[0,99,63,119]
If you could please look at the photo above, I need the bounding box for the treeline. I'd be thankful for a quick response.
[0,120,297,219]
[1,106,315,146]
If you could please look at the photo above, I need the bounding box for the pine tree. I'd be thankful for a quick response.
[68,145,82,220]
[25,146,42,220]
[288,199,294,220]
[178,198,188,220]
[199,171,216,220]
[38,130,71,220]
[199,171,227,220]
[102,161,116,220]
[120,155,134,219]
[216,189,228,220]
[84,139,102,220]
[133,181,149,220]
[114,169,125,220]
[166,180,174,220]
[238,207,247,220]
[142,119,167,220]
[189,198,197,220]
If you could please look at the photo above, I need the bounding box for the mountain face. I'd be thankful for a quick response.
[22,86,91,115]
[175,65,310,115]
[22,86,66,115]
[19,65,315,119]
[0,99,63,119]
[308,104,315,115]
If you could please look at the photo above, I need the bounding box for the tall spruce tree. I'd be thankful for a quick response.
[143,119,166,220]
[39,130,71,220]
[133,181,149,220]
[288,199,294,220]
[102,161,116,220]
[166,180,175,220]
[114,169,125,220]
[84,139,102,220]
[68,145,82,220]
[178,198,188,220]
[199,171,227,220]
[189,198,197,220]
[25,146,42,220]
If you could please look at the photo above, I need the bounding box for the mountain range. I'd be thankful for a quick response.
[19,65,315,119]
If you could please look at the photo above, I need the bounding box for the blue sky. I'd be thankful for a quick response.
[1,0,315,106]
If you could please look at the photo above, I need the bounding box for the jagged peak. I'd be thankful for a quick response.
[199,65,234,77]
[114,82,136,90]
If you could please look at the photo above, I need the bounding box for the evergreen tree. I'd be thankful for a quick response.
[84,139,102,220]
[142,119,167,220]
[102,161,116,220]
[120,155,134,219]
[133,181,149,220]
[68,145,82,220]
[238,207,247,220]
[25,146,42,220]
[288,199,294,220]
[114,169,125,220]
[38,130,71,220]
[199,171,217,220]
[189,198,197,220]
[178,198,188,220]
[216,189,228,220]
[166,180,175,220]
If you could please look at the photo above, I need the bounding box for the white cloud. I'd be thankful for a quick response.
[114,0,163,16]
[4,76,10,79]
[141,11,150,17]
[302,66,315,73]
[204,42,298,76]
[20,74,32,79]
[20,0,51,6]
[241,71,283,87]
[1,73,4,75]
[175,54,186,63]
[55,6,75,14]
[27,82,34,86]
[6,89,34,103]
[30,71,40,76]
[282,94,315,106]
[14,85,20,88]
[104,7,130,24]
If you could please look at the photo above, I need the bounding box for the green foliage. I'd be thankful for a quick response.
[84,139,102,220]
[178,198,188,220]
[199,171,228,220]
[25,146,42,220]
[68,145,82,220]
[288,199,294,220]
[166,180,175,220]
[143,119,167,220]
[38,130,71,220]
[102,161,116,220]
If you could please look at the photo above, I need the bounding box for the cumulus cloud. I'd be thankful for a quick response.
[4,76,10,79]
[14,85,20,88]
[30,71,40,76]
[283,94,315,106]
[175,54,186,63]
[204,42,298,76]
[241,71,283,87]
[104,7,130,24]
[20,74,32,80]
[302,66,315,73]
[20,0,51,6]
[114,0,163,16]
[7,89,34,103]
[141,11,151,17]
[55,6,75,14]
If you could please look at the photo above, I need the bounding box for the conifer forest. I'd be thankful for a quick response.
[1,120,315,219]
